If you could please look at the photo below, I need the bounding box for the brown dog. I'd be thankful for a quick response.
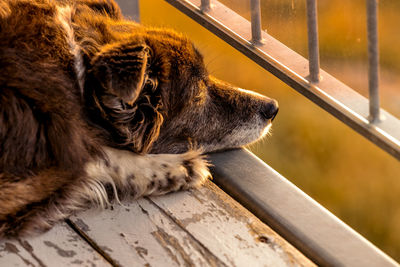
[0,0,278,237]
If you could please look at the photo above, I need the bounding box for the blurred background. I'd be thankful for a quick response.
[132,0,400,261]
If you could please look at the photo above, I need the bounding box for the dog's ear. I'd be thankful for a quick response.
[90,44,151,105]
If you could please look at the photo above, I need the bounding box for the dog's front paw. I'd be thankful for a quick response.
[180,150,211,189]
[145,150,211,196]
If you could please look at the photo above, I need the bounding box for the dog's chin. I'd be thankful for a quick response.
[198,122,273,153]
[261,123,272,138]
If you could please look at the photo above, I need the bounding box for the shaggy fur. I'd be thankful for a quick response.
[0,0,278,237]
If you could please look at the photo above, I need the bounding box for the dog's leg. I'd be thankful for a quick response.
[83,146,211,206]
[0,148,210,237]
[0,169,86,237]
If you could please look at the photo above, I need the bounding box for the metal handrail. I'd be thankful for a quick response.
[209,148,399,267]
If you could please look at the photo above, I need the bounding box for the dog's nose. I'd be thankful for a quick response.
[261,99,279,121]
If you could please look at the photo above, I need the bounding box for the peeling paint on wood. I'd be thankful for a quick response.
[149,181,315,267]
[70,198,225,267]
[0,222,110,267]
[69,180,314,266]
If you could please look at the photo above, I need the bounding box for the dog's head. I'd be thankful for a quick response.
[86,27,278,154]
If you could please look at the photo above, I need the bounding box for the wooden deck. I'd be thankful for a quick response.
[0,181,314,266]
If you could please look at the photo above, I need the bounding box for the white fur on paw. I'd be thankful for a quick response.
[180,150,211,188]
[87,146,211,200]
[146,150,211,195]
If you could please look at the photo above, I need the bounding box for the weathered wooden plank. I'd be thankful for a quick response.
[0,222,110,267]
[69,197,225,266]
[150,181,314,267]
[70,181,314,267]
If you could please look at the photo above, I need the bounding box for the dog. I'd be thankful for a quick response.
[0,0,278,237]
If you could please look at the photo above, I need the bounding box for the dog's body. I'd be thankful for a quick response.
[0,0,278,237]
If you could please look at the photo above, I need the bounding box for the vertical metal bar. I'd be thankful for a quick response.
[250,0,263,44]
[117,0,140,22]
[367,0,380,122]
[131,0,140,22]
[201,0,211,12]
[306,0,320,83]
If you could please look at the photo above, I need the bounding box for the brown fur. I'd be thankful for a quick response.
[0,0,278,237]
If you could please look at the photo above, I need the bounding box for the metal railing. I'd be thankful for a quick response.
[307,0,381,122]
[209,148,399,267]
